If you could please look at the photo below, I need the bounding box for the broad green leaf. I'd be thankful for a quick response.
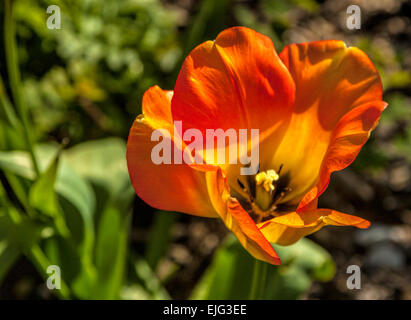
[44,234,97,300]
[39,145,97,264]
[263,264,312,300]
[44,236,83,285]
[27,244,72,299]
[190,235,253,300]
[28,152,70,237]
[55,165,96,260]
[62,138,133,206]
[94,206,130,299]
[37,146,98,298]
[0,150,34,179]
[272,238,336,283]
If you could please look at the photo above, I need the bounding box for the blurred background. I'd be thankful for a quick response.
[0,0,410,300]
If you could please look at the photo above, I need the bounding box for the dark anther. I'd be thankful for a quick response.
[246,174,256,200]
[237,179,245,190]
[278,164,283,175]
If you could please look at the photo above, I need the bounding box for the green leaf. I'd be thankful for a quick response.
[62,138,133,206]
[0,150,35,180]
[37,144,97,264]
[272,238,336,283]
[29,152,60,217]
[55,165,96,258]
[190,236,254,300]
[43,233,97,300]
[93,206,130,299]
[28,151,70,237]
[36,147,98,299]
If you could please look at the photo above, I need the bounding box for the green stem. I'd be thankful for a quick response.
[4,0,40,176]
[0,72,19,128]
[249,259,268,300]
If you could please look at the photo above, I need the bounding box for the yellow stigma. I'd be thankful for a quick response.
[255,169,279,192]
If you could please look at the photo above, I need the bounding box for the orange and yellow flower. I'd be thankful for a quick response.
[126,27,387,265]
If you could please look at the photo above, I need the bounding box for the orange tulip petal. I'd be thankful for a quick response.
[126,86,217,217]
[227,199,281,265]
[258,209,370,246]
[269,40,385,206]
[319,209,370,229]
[200,165,280,265]
[171,26,295,137]
[298,100,387,210]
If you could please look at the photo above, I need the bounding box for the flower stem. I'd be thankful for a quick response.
[249,259,268,300]
[4,0,40,176]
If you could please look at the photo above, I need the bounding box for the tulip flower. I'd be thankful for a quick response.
[127,27,387,265]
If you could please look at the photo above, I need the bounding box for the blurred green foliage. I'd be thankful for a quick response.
[191,236,335,300]
[12,0,182,142]
[0,139,131,298]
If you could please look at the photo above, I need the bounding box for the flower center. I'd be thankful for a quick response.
[236,165,292,223]
[255,170,279,192]
[254,169,279,211]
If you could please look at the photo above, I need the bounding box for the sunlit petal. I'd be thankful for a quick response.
[127,86,217,217]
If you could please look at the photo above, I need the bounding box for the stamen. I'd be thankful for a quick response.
[254,169,279,211]
[255,169,279,192]
[237,179,245,190]
[234,165,291,224]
